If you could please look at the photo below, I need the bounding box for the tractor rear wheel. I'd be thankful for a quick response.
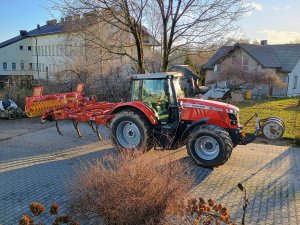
[187,124,233,168]
[109,110,153,151]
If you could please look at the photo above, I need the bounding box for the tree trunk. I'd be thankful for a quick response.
[161,20,169,72]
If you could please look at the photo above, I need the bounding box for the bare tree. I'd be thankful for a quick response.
[153,0,248,71]
[52,0,152,73]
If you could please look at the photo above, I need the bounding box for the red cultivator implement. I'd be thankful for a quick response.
[42,96,116,140]
[25,83,84,117]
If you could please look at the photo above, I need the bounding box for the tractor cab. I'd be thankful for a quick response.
[130,73,184,124]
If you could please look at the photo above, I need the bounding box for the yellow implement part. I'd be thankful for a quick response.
[25,99,74,117]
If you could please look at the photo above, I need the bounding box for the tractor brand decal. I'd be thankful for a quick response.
[182,103,223,112]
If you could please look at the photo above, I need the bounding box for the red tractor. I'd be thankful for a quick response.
[109,73,248,167]
[42,72,283,167]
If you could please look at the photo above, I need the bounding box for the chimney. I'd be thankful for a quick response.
[19,30,28,37]
[37,24,40,29]
[65,16,73,22]
[74,15,80,21]
[261,40,268,45]
[60,18,65,24]
[46,19,57,25]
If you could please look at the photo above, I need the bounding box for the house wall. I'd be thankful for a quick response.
[205,49,261,87]
[31,33,85,80]
[0,38,33,77]
[272,72,288,97]
[287,59,300,97]
[205,48,288,97]
[0,33,85,81]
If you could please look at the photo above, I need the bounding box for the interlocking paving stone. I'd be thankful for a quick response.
[0,119,300,224]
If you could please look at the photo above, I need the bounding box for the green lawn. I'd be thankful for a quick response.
[236,98,299,139]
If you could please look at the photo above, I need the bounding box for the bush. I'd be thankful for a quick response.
[167,197,235,225]
[41,66,131,103]
[19,202,79,225]
[70,151,194,225]
[1,76,33,109]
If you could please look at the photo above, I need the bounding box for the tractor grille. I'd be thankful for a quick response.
[228,113,239,125]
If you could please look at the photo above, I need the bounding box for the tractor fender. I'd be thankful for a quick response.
[111,101,158,125]
[180,118,209,142]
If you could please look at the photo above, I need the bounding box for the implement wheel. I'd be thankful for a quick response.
[187,124,233,168]
[109,110,153,151]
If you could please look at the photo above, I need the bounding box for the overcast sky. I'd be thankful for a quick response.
[0,0,300,44]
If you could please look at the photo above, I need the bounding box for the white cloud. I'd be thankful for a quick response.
[249,2,263,11]
[272,5,290,11]
[244,1,263,16]
[258,29,300,44]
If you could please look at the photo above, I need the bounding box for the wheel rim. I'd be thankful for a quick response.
[116,120,141,148]
[194,136,220,160]
[262,121,284,140]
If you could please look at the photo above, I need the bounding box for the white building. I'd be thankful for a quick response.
[0,17,159,83]
[0,20,78,81]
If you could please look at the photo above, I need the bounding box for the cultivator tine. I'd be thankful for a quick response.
[95,125,103,141]
[56,120,63,136]
[88,121,96,133]
[72,120,82,138]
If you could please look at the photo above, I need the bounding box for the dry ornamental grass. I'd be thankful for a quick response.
[70,151,194,225]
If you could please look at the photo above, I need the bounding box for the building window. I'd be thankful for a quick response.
[29,63,33,71]
[41,46,44,56]
[38,63,41,72]
[294,76,298,89]
[3,62,8,70]
[214,64,221,73]
[20,45,24,50]
[12,63,16,70]
[52,45,55,56]
[28,46,32,51]
[242,56,249,71]
[21,62,25,71]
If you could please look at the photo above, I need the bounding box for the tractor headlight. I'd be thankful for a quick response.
[226,109,238,114]
[226,109,239,125]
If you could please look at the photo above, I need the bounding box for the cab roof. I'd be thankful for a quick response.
[131,72,182,80]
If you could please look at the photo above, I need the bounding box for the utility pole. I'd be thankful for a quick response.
[32,36,40,82]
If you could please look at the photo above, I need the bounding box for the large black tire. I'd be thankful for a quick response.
[109,110,153,151]
[187,124,233,168]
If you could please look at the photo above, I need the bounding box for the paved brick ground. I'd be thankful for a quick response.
[0,119,299,224]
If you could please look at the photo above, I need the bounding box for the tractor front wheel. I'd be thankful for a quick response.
[187,125,233,168]
[109,110,152,151]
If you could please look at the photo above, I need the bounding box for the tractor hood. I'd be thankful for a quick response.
[179,98,239,113]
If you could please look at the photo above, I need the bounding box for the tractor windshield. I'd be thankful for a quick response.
[172,77,185,99]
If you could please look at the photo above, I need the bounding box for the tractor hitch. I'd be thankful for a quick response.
[238,112,285,144]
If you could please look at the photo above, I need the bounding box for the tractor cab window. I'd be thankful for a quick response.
[172,77,185,99]
[142,79,169,121]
